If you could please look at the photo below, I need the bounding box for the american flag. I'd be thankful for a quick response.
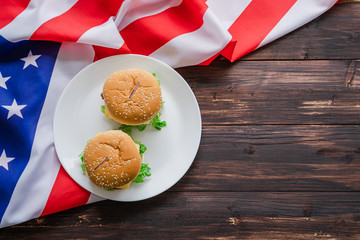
[0,0,337,227]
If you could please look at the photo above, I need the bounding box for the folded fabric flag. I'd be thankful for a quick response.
[0,0,337,228]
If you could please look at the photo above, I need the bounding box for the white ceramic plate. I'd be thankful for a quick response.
[53,54,201,201]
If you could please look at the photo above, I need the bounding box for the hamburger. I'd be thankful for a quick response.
[82,130,149,189]
[102,69,163,126]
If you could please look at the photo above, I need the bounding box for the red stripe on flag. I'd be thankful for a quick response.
[30,0,125,42]
[93,43,131,60]
[0,0,30,29]
[120,0,207,56]
[198,53,220,66]
[221,0,297,62]
[40,166,90,216]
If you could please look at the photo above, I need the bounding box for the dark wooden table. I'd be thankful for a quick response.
[1,2,360,239]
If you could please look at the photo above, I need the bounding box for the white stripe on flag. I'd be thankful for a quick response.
[77,0,182,50]
[78,17,124,49]
[206,0,252,30]
[115,0,182,31]
[257,0,338,49]
[87,193,104,205]
[0,42,95,228]
[0,0,78,42]
[149,8,232,68]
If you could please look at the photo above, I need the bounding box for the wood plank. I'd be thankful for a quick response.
[239,3,360,60]
[171,125,360,192]
[178,60,360,125]
[2,192,360,239]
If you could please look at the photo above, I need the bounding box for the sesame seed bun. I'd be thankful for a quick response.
[83,130,141,189]
[102,69,162,125]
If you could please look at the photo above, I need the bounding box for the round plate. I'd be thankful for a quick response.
[53,54,201,201]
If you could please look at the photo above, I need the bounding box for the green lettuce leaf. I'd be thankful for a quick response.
[135,141,147,156]
[133,163,151,183]
[79,151,86,174]
[150,113,167,130]
[153,72,160,85]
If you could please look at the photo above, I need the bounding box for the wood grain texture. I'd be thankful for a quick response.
[172,125,360,192]
[1,192,360,239]
[178,60,360,125]
[241,3,360,60]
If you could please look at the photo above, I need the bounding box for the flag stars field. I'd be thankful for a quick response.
[1,99,27,119]
[20,51,41,69]
[0,50,39,119]
[0,150,15,171]
[0,39,61,228]
[0,72,10,90]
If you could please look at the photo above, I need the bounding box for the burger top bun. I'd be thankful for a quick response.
[103,68,162,125]
[83,130,141,189]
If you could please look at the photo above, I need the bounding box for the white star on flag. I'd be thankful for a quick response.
[20,50,41,69]
[0,150,15,171]
[0,72,11,90]
[2,99,27,119]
